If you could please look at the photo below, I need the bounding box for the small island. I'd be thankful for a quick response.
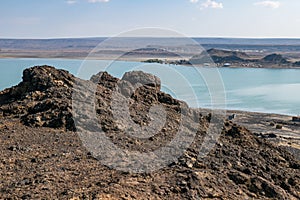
[143,48,300,68]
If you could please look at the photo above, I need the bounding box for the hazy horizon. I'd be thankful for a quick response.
[1,36,300,40]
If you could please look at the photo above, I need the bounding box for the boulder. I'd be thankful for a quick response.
[122,71,161,90]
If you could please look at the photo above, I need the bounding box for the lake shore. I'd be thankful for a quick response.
[2,52,300,69]
[1,63,299,147]
[200,108,300,149]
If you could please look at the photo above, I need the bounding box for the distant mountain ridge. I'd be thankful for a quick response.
[2,37,300,50]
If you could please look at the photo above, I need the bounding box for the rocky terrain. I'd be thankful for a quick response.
[0,66,299,199]
[189,49,300,68]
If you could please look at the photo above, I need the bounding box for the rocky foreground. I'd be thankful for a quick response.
[0,66,299,199]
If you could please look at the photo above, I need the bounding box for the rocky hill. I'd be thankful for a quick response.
[0,66,299,199]
[189,48,300,67]
[262,54,289,64]
[206,48,249,59]
[0,66,75,131]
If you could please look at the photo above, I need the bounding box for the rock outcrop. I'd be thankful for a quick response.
[190,48,248,65]
[0,66,299,199]
[262,53,289,64]
[189,48,299,67]
[0,66,75,130]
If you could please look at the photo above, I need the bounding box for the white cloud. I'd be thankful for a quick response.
[66,0,77,4]
[87,0,110,3]
[201,0,223,9]
[190,0,199,3]
[254,1,281,9]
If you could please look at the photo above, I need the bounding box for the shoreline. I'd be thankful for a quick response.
[0,58,299,143]
[1,55,300,69]
[0,65,299,199]
[199,108,300,155]
[0,57,300,118]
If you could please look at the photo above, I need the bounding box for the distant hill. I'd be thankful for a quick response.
[262,54,289,64]
[190,49,249,64]
[206,48,249,58]
[190,48,300,67]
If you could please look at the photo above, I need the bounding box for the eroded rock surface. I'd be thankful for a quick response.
[0,66,299,199]
[0,66,75,130]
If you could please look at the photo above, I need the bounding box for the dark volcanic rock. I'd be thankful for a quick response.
[190,48,248,64]
[0,65,73,102]
[122,71,161,90]
[0,66,75,130]
[206,48,249,58]
[189,48,296,67]
[90,71,118,89]
[293,61,300,67]
[0,66,299,199]
[262,54,289,64]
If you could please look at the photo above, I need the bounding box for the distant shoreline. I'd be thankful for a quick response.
[1,37,300,69]
[1,54,300,69]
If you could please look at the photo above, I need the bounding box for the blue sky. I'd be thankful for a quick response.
[0,0,300,38]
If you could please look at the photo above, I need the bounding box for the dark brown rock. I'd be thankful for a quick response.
[0,66,75,130]
[0,66,299,199]
[122,71,161,90]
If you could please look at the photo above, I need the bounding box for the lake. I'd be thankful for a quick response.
[1,58,300,116]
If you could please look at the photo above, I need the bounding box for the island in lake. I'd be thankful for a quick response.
[2,37,300,68]
[144,48,300,68]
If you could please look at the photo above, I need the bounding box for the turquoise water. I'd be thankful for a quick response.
[1,58,300,116]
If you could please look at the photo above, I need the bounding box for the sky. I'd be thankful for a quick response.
[0,0,300,38]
